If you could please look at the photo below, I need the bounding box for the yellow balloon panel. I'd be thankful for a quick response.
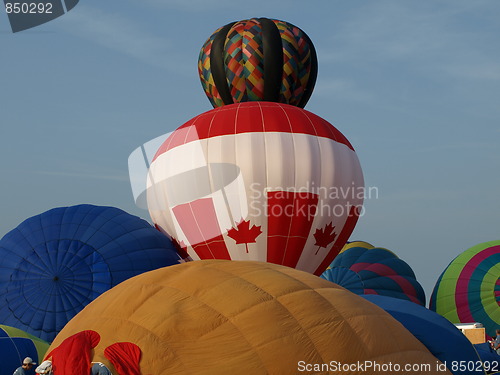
[339,240,374,254]
[48,261,449,375]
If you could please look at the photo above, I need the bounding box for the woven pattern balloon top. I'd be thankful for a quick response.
[198,18,317,108]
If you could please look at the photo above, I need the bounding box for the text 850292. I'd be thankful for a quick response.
[5,2,53,14]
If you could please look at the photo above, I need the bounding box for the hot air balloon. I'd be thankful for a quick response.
[321,243,426,305]
[362,295,485,375]
[46,261,449,375]
[0,325,50,375]
[198,18,317,108]
[147,102,364,275]
[0,204,182,342]
[430,240,500,337]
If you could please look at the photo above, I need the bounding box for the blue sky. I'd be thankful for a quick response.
[1,0,499,297]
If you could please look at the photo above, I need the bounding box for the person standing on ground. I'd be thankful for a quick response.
[90,363,112,375]
[493,329,500,355]
[13,358,36,375]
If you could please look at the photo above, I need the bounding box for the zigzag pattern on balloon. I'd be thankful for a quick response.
[198,17,317,109]
[276,20,313,106]
[198,27,222,107]
[225,20,264,103]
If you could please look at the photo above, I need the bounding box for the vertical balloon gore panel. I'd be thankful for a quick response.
[148,102,364,275]
[266,191,318,268]
[147,128,248,261]
[172,198,231,260]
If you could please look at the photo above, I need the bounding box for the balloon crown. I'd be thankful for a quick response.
[198,17,318,108]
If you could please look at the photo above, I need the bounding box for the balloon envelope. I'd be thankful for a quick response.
[474,343,500,374]
[321,244,426,305]
[199,18,317,108]
[147,102,364,275]
[0,324,50,375]
[340,240,374,253]
[47,260,450,375]
[362,295,484,375]
[430,240,500,337]
[0,204,181,342]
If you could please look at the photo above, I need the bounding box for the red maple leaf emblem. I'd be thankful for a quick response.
[172,238,191,261]
[227,219,262,253]
[313,222,337,255]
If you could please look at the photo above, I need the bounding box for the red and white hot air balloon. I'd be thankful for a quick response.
[147,102,364,275]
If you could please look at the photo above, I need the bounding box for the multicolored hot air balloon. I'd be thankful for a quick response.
[430,240,500,337]
[0,204,182,342]
[147,102,364,275]
[46,261,450,375]
[198,18,317,108]
[0,325,50,375]
[321,243,426,305]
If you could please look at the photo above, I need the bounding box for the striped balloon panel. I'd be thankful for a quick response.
[430,241,500,337]
[274,20,313,107]
[198,26,224,108]
[336,241,374,256]
[321,246,426,305]
[147,102,363,276]
[224,20,264,103]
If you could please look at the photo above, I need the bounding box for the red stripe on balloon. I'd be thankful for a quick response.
[383,275,419,303]
[455,245,500,323]
[266,191,318,268]
[406,294,423,305]
[153,102,354,161]
[160,118,203,153]
[350,263,398,275]
[496,279,500,306]
[314,205,361,276]
[350,264,421,304]
[172,198,231,260]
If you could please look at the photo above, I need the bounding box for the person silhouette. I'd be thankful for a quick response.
[13,358,36,375]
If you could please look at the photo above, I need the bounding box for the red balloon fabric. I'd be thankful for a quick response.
[47,330,100,375]
[104,342,142,375]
